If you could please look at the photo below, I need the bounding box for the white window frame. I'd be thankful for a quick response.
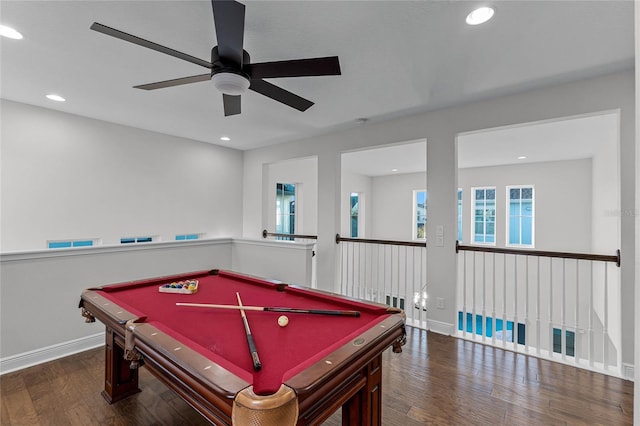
[457,188,463,242]
[471,186,496,246]
[505,185,535,248]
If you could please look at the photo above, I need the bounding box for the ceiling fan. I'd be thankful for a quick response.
[90,0,341,116]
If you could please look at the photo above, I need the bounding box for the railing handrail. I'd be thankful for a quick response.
[335,234,426,248]
[262,230,318,240]
[455,241,620,267]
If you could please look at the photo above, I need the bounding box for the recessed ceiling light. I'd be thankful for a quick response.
[46,94,66,102]
[466,7,495,25]
[517,156,527,160]
[220,136,231,141]
[0,24,23,40]
[391,168,399,172]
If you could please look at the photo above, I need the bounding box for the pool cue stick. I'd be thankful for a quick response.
[236,293,262,371]
[175,302,361,317]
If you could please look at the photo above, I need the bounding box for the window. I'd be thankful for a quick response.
[48,239,95,249]
[121,236,154,244]
[276,183,295,240]
[472,187,495,244]
[553,328,575,357]
[414,190,426,240]
[350,193,359,238]
[458,311,526,345]
[386,295,405,310]
[507,186,534,246]
[457,189,463,241]
[176,234,200,241]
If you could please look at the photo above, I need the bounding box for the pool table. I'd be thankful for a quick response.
[79,269,406,425]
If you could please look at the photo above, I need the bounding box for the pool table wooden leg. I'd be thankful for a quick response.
[342,354,383,426]
[101,327,140,404]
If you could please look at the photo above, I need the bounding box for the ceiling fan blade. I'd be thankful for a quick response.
[211,0,245,67]
[223,94,241,116]
[245,56,341,79]
[90,22,212,69]
[249,79,314,112]
[134,74,211,90]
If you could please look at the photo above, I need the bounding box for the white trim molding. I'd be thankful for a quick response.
[0,333,104,375]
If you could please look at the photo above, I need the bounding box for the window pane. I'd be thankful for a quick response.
[510,200,521,216]
[72,240,93,247]
[509,217,520,244]
[415,190,426,239]
[49,241,72,249]
[521,217,533,245]
[350,193,358,238]
[507,186,534,246]
[276,182,295,238]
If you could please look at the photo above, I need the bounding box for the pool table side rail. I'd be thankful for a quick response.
[87,269,217,293]
[288,314,404,390]
[132,322,251,424]
[80,289,146,325]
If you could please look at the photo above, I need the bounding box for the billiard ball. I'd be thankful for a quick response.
[277,315,289,327]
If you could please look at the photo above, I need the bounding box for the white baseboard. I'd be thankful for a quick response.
[623,363,635,381]
[426,319,454,335]
[0,333,105,375]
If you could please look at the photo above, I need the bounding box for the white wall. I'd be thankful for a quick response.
[0,237,316,373]
[0,100,244,252]
[340,170,372,237]
[370,172,426,241]
[232,238,314,286]
[633,3,639,417]
[591,112,622,254]
[242,70,635,364]
[0,239,233,368]
[458,159,592,252]
[265,156,318,235]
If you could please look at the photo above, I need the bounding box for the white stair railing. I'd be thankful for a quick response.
[336,234,427,329]
[456,242,621,377]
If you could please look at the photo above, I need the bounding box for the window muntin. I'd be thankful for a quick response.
[414,190,426,240]
[472,187,495,244]
[276,183,295,240]
[507,186,534,246]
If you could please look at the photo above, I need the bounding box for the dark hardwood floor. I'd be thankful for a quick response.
[1,327,633,425]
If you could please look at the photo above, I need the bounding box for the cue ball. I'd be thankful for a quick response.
[278,315,289,327]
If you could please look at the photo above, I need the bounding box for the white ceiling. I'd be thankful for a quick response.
[0,1,634,152]
[341,110,619,177]
[457,112,619,169]
[342,140,427,177]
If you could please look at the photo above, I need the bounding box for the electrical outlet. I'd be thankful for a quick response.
[436,297,445,309]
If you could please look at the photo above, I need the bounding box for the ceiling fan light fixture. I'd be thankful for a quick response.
[212,72,250,96]
[0,24,23,39]
[466,6,495,25]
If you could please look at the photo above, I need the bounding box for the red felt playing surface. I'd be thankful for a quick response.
[97,271,390,395]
